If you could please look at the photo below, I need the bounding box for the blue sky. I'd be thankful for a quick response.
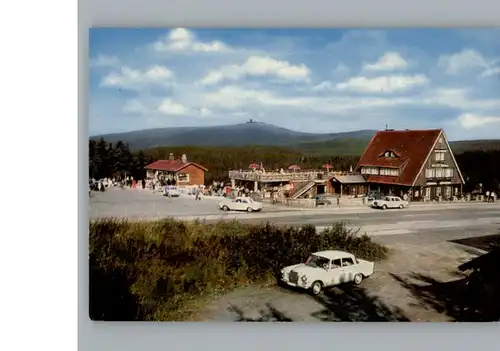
[89,28,500,140]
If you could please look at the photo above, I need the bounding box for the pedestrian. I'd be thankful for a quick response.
[491,191,496,203]
[337,195,340,207]
[486,191,490,202]
[141,179,146,189]
[195,187,200,201]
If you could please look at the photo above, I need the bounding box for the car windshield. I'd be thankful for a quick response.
[305,255,330,268]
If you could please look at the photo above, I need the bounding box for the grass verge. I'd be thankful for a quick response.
[89,218,388,321]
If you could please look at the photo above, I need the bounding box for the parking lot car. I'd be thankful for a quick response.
[371,196,408,210]
[279,250,375,295]
[218,196,264,212]
[315,195,332,206]
[164,185,181,197]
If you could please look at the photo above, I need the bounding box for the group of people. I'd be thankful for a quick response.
[485,191,497,203]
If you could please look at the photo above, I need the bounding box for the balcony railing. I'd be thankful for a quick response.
[228,170,346,182]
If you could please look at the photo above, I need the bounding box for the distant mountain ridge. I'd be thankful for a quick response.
[90,121,377,150]
[90,122,500,154]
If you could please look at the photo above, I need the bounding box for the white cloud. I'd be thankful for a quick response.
[157,98,189,115]
[199,84,500,118]
[457,113,500,129]
[362,52,408,71]
[336,74,429,93]
[420,88,500,111]
[481,65,500,77]
[333,63,350,75]
[199,56,310,85]
[153,28,231,53]
[201,85,418,114]
[312,81,335,92]
[202,86,310,109]
[100,66,174,90]
[90,54,120,68]
[122,99,149,114]
[198,107,213,117]
[437,49,498,76]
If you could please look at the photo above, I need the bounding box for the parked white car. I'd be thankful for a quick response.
[218,197,264,212]
[371,196,408,210]
[164,185,180,197]
[279,250,375,295]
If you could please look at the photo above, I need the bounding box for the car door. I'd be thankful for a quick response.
[340,257,357,282]
[327,259,344,286]
[240,198,251,210]
[388,197,396,209]
[393,197,401,208]
[232,199,243,210]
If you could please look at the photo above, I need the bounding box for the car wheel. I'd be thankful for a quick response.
[247,207,253,212]
[310,281,323,296]
[222,205,229,211]
[353,273,363,285]
[382,204,387,210]
[399,204,404,209]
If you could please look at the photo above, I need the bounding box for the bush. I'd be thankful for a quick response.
[89,218,388,321]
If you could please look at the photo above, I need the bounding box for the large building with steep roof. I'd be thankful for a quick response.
[355,129,465,200]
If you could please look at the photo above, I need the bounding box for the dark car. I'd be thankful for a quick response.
[315,195,332,206]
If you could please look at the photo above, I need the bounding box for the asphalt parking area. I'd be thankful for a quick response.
[89,188,290,220]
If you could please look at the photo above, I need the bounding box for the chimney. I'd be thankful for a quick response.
[168,153,174,161]
[181,154,187,163]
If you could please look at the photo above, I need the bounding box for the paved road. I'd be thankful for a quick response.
[219,205,500,246]
[90,188,499,245]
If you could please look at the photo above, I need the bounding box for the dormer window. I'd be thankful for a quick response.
[380,150,398,158]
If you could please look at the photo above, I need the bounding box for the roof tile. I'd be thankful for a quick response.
[145,160,208,172]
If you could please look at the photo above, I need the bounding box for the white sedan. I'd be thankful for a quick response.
[371,196,408,210]
[279,250,375,295]
[218,197,264,212]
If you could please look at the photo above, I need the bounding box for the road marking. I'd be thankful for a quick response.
[401,213,441,218]
[316,226,413,236]
[365,229,414,236]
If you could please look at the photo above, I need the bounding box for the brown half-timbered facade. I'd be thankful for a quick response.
[355,129,465,201]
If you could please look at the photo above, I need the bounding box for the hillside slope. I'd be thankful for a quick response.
[91,122,500,155]
[91,122,376,150]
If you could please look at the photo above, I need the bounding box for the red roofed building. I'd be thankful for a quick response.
[355,129,465,201]
[145,153,208,186]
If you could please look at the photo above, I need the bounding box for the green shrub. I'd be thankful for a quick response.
[89,218,388,321]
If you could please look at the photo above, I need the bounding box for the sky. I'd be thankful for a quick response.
[89,28,500,140]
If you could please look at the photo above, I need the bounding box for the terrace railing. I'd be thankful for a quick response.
[228,170,346,182]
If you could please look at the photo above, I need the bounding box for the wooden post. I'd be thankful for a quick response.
[340,183,343,198]
[254,181,258,192]
[231,178,235,188]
